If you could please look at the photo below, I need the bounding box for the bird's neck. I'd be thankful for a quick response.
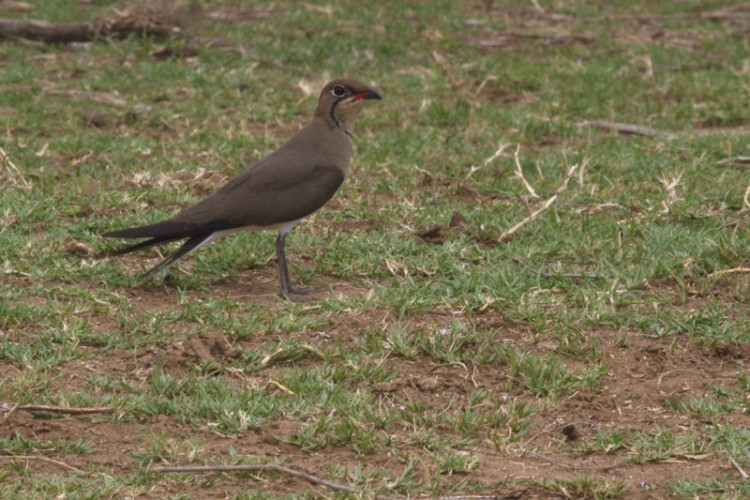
[317,110,354,138]
[330,106,354,137]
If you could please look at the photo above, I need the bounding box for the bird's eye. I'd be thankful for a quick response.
[332,85,346,97]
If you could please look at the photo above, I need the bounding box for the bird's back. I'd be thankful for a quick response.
[172,118,352,229]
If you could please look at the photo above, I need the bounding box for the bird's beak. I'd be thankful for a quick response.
[352,88,382,102]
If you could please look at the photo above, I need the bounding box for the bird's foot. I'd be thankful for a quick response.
[280,285,323,302]
[290,285,321,295]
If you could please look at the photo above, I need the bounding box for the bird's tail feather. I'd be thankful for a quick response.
[103,221,201,240]
[143,233,211,277]
[107,236,184,257]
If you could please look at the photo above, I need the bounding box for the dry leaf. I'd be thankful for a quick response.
[63,241,96,258]
[0,1,35,12]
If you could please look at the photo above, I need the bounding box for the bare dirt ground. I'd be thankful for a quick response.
[3,272,748,497]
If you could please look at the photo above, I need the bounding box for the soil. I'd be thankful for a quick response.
[3,265,747,498]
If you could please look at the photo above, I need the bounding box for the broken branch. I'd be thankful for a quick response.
[497,162,579,243]
[513,145,539,198]
[512,256,603,280]
[525,451,627,471]
[463,142,511,183]
[43,88,127,107]
[2,404,115,415]
[707,267,750,280]
[537,3,750,23]
[0,5,184,44]
[728,455,749,480]
[0,146,31,190]
[149,463,362,496]
[717,156,750,167]
[579,120,675,139]
[0,454,84,473]
[474,31,596,48]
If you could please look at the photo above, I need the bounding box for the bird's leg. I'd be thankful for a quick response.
[275,232,319,301]
[276,232,294,299]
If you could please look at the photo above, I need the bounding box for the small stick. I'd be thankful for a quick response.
[577,157,588,187]
[728,455,749,479]
[0,12,182,44]
[431,50,463,91]
[717,156,750,167]
[579,120,675,139]
[535,4,750,23]
[267,379,295,395]
[530,0,545,14]
[0,454,84,473]
[574,202,624,214]
[497,163,578,243]
[475,32,596,46]
[520,420,588,447]
[744,184,750,210]
[437,496,501,500]
[149,463,362,495]
[260,348,285,367]
[525,452,627,471]
[513,145,539,198]
[707,267,750,280]
[512,256,602,279]
[300,343,326,360]
[463,142,511,183]
[44,88,127,107]
[5,404,115,415]
[0,146,31,189]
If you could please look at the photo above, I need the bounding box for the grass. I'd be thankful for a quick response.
[2,0,750,497]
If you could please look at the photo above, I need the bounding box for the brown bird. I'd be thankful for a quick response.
[104,79,381,300]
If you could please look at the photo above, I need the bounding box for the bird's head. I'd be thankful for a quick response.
[316,79,381,134]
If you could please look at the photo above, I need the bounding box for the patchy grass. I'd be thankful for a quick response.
[2,0,750,497]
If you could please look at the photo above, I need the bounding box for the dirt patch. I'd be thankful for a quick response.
[463,1,747,60]
[4,312,744,496]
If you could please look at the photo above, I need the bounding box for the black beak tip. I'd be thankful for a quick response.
[367,89,382,100]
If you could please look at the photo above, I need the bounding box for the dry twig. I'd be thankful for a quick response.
[474,32,596,48]
[204,7,275,23]
[0,1,35,13]
[436,496,502,500]
[728,455,749,480]
[431,50,465,92]
[530,0,545,14]
[521,420,588,447]
[513,145,539,198]
[43,88,127,107]
[149,463,362,496]
[497,163,579,243]
[577,157,588,187]
[579,120,675,139]
[537,3,750,22]
[658,171,683,214]
[0,146,31,190]
[0,2,186,44]
[0,454,84,473]
[525,452,627,471]
[2,403,114,415]
[512,256,603,280]
[707,267,750,280]
[717,156,750,167]
[463,142,511,183]
[267,380,295,395]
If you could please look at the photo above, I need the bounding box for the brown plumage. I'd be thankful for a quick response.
[104,79,381,300]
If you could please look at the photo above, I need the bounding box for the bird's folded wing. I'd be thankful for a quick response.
[173,163,345,229]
